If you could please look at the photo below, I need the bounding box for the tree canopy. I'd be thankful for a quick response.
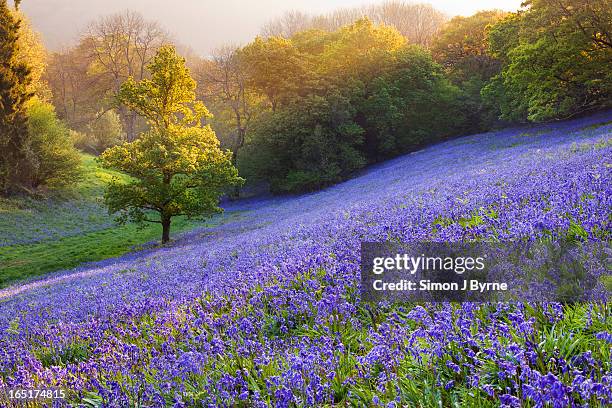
[0,0,32,194]
[431,10,508,131]
[483,0,611,121]
[99,46,242,243]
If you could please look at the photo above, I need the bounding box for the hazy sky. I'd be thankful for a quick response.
[21,1,524,55]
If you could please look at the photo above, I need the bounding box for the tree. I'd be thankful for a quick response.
[261,10,313,38]
[12,7,50,100]
[196,46,255,165]
[432,11,507,81]
[483,0,612,121]
[45,43,103,130]
[99,46,242,244]
[0,0,32,195]
[240,36,307,111]
[431,10,508,131]
[243,86,365,193]
[365,1,447,47]
[194,46,264,198]
[84,11,170,140]
[46,12,172,138]
[262,2,447,47]
[316,18,406,83]
[361,46,462,159]
[76,109,125,154]
[24,97,82,190]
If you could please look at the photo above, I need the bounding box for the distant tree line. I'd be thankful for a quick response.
[231,19,461,192]
[197,0,611,193]
[261,2,447,48]
[1,0,610,199]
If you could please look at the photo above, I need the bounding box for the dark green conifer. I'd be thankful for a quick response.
[0,0,32,194]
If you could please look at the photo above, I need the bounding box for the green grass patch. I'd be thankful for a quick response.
[74,154,132,197]
[601,275,612,292]
[0,153,242,288]
[0,214,234,288]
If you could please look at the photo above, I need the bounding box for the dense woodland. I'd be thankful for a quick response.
[1,0,611,197]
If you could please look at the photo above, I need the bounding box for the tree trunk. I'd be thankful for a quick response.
[228,128,245,201]
[161,216,171,244]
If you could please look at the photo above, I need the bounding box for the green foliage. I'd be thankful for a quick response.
[243,87,365,193]
[23,97,82,190]
[240,19,463,193]
[458,214,484,229]
[100,46,242,243]
[0,0,32,194]
[432,10,507,78]
[361,46,462,159]
[432,10,508,132]
[314,18,406,83]
[566,219,589,243]
[0,3,79,195]
[12,7,50,100]
[483,0,612,122]
[75,109,125,154]
[239,36,308,111]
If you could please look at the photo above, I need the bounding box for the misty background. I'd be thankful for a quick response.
[22,0,522,55]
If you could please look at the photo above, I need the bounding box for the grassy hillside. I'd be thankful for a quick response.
[0,154,230,288]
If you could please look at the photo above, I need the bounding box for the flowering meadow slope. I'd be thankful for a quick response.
[0,113,611,407]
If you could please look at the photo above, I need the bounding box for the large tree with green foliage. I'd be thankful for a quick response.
[243,86,365,193]
[483,0,611,122]
[432,10,508,131]
[99,46,242,243]
[240,36,308,112]
[0,0,31,194]
[361,46,462,159]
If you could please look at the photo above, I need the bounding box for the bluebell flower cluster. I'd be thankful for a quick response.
[0,199,112,247]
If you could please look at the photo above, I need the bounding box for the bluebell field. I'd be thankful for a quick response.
[0,199,112,247]
[0,112,610,407]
